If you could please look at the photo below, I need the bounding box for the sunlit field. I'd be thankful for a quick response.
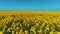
[0,11,60,34]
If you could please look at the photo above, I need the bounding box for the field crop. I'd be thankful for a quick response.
[0,12,60,34]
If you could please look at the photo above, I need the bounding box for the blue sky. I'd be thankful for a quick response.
[0,0,60,10]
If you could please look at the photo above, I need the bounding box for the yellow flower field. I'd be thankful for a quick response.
[0,11,60,34]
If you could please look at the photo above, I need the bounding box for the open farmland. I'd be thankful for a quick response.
[0,11,60,34]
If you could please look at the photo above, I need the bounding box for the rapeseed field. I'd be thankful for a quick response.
[0,12,60,34]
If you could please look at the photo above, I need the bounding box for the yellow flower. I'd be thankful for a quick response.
[24,30,29,34]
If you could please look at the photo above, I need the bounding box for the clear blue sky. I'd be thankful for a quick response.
[0,0,60,10]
